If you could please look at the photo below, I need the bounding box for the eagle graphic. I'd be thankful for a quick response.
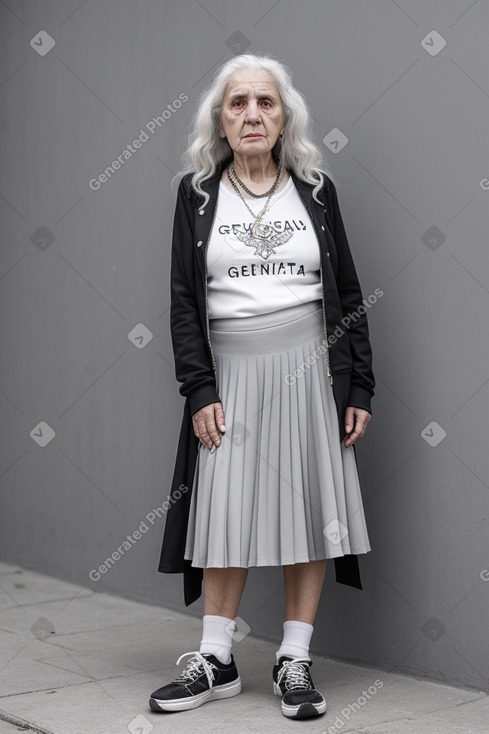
[235,223,294,260]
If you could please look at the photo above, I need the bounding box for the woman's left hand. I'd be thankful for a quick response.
[344,406,371,447]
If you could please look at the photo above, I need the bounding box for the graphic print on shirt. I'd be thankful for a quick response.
[207,176,323,319]
[235,220,294,260]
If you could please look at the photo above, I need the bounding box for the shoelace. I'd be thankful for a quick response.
[174,651,216,689]
[277,657,313,691]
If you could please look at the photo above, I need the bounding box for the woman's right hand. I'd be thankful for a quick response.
[192,402,226,450]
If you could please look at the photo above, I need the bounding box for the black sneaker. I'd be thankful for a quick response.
[273,655,327,718]
[149,651,241,712]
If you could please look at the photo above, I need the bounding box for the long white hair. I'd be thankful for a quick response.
[173,53,335,209]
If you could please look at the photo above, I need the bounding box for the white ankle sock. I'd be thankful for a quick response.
[199,614,236,664]
[276,620,314,662]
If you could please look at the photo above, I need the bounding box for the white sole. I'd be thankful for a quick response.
[281,699,327,717]
[273,681,327,717]
[150,676,242,712]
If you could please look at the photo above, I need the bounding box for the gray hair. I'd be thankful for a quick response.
[173,53,335,209]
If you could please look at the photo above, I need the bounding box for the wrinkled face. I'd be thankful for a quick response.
[219,67,285,158]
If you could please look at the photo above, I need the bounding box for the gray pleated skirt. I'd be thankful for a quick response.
[184,300,371,568]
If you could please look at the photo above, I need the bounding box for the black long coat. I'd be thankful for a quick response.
[158,156,375,606]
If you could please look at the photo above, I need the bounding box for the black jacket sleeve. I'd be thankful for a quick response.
[169,179,221,416]
[327,181,375,414]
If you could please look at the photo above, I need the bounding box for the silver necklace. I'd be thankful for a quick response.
[226,162,293,260]
[226,162,282,225]
[229,161,279,198]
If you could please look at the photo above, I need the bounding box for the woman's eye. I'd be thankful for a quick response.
[231,100,272,108]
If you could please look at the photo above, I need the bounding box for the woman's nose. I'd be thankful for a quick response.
[245,101,261,122]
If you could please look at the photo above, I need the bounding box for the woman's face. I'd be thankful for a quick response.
[219,67,285,160]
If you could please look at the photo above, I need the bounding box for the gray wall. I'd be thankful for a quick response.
[1,0,488,693]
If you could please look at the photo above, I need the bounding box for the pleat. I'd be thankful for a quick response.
[296,339,318,555]
[183,304,371,568]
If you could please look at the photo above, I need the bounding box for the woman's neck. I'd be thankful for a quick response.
[221,162,289,196]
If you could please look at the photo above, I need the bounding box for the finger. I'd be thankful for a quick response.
[214,404,226,432]
[345,408,370,437]
[205,416,222,448]
[193,413,212,446]
[344,406,355,433]
[345,429,360,447]
[345,416,369,446]
[195,412,220,449]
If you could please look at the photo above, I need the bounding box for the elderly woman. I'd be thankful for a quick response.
[151,54,375,720]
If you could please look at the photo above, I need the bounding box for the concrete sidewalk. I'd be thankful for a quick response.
[0,562,487,734]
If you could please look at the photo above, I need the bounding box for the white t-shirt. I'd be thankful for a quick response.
[207,175,322,319]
